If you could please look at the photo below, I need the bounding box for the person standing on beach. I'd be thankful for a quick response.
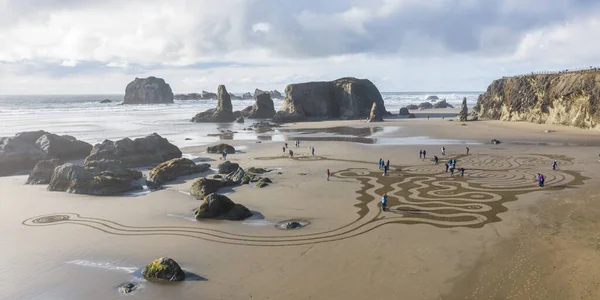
[552,161,558,170]
[537,173,542,187]
[285,142,288,149]
[434,156,439,165]
[383,164,388,176]
[450,165,455,177]
[381,193,388,212]
[289,150,294,158]
[222,151,227,161]
[445,163,449,173]
[419,149,423,159]
[460,167,465,177]
[282,146,286,154]
[312,147,315,156]
[441,146,446,155]
[466,147,470,155]
[378,159,383,170]
[386,160,390,170]
[326,169,330,181]
[423,150,427,159]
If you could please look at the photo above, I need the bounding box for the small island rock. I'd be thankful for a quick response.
[123,77,174,104]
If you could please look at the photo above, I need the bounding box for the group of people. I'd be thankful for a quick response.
[283,142,315,157]
[379,158,391,176]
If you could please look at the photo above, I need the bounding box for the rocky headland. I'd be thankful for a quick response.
[475,71,600,128]
[273,77,387,123]
[123,77,174,104]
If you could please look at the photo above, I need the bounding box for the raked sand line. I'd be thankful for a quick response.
[22,154,587,246]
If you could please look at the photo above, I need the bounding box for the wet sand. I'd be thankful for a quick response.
[2,117,600,299]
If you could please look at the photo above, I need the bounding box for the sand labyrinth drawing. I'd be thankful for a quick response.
[23,154,586,247]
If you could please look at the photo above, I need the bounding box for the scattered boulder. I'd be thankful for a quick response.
[190,178,226,199]
[427,95,439,102]
[458,97,468,122]
[193,193,252,220]
[146,158,210,189]
[100,99,112,103]
[418,102,434,109]
[255,177,272,188]
[118,283,139,294]
[191,85,236,122]
[225,167,246,185]
[247,167,269,174]
[399,107,410,116]
[47,163,143,195]
[368,102,383,122]
[433,99,454,109]
[0,131,92,176]
[85,133,181,168]
[491,139,501,145]
[406,104,419,110]
[26,159,62,185]
[273,77,387,122]
[123,77,174,104]
[235,116,245,124]
[247,90,276,119]
[141,257,185,281]
[218,161,239,174]
[206,143,235,154]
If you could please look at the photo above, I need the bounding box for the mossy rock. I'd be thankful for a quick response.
[190,178,225,199]
[141,257,185,281]
[247,167,269,174]
[206,143,235,154]
[241,175,252,185]
[256,181,269,188]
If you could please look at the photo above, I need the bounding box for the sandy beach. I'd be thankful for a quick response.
[2,116,600,299]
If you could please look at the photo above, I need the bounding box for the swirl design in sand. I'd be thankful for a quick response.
[23,154,586,246]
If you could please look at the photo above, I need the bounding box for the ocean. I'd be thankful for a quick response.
[0,92,481,147]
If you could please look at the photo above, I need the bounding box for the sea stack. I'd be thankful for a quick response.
[475,70,600,128]
[191,85,237,122]
[247,89,276,119]
[123,77,174,104]
[458,97,468,122]
[272,77,387,123]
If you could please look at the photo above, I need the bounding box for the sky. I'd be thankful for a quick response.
[0,0,599,94]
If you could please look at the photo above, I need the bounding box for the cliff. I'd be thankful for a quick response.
[475,72,600,129]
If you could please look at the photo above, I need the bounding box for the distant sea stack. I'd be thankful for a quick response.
[475,71,600,129]
[123,77,174,104]
[191,85,236,122]
[273,77,387,123]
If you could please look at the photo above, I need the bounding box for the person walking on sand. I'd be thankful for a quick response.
[552,160,558,170]
[326,169,330,181]
[381,193,388,212]
[289,150,294,158]
[285,142,288,149]
[378,158,383,170]
[537,173,542,187]
[423,150,427,159]
[434,156,439,165]
[445,163,449,173]
[383,164,388,176]
[386,160,390,170]
[460,167,465,177]
[312,147,315,156]
[441,146,446,155]
[222,151,227,161]
[466,147,470,155]
[540,174,545,187]
[419,149,423,159]
[282,146,286,154]
[450,166,455,177]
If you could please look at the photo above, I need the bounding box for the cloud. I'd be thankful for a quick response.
[0,0,600,93]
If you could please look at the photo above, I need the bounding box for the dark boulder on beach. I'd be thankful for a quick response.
[123,77,174,104]
[190,178,227,199]
[272,77,387,123]
[247,90,276,119]
[225,167,246,185]
[191,85,237,122]
[100,99,112,103]
[26,159,62,185]
[193,193,252,221]
[427,95,439,102]
[218,161,239,174]
[255,177,272,188]
[407,104,419,110]
[0,131,92,177]
[146,158,210,189]
[418,102,434,109]
[433,99,454,109]
[206,143,235,154]
[142,257,185,281]
[84,133,181,168]
[399,107,410,116]
[48,162,143,195]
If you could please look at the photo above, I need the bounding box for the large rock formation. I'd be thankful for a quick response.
[26,159,62,185]
[475,72,600,128]
[0,131,92,176]
[47,163,143,195]
[368,102,383,122]
[217,161,239,174]
[191,85,236,122]
[458,97,468,122]
[193,193,252,221]
[418,102,434,109]
[272,77,387,122]
[141,257,185,281]
[84,133,181,168]
[123,77,174,104]
[190,178,226,199]
[433,99,454,109]
[146,158,210,189]
[206,143,235,154]
[247,90,276,119]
